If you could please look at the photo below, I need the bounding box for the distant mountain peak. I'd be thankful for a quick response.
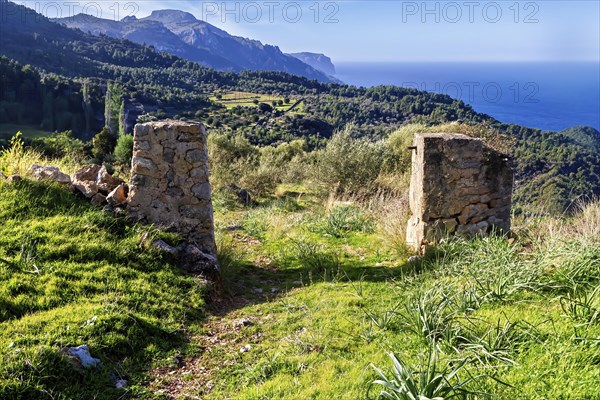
[146,10,198,24]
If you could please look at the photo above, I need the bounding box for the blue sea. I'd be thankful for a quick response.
[335,62,600,132]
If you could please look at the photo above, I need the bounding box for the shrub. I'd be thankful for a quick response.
[0,132,79,176]
[113,133,134,166]
[92,127,117,162]
[311,126,396,197]
[208,131,259,188]
[31,130,85,160]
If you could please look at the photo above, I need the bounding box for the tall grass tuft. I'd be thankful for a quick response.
[370,347,485,400]
[293,238,341,272]
[215,231,245,292]
[397,287,458,344]
[0,132,81,176]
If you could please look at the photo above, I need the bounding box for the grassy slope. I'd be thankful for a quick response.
[154,194,600,399]
[0,180,206,399]
[1,180,599,399]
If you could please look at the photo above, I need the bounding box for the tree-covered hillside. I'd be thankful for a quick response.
[1,1,599,213]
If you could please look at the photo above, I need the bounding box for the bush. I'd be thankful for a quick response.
[31,131,85,160]
[311,126,396,196]
[208,131,259,188]
[113,133,133,166]
[92,128,117,163]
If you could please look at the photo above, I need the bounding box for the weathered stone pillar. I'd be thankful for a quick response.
[128,120,216,258]
[406,133,513,254]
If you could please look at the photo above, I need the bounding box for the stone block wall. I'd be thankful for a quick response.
[406,133,513,254]
[128,120,216,256]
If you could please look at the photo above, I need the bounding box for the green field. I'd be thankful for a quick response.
[211,91,299,112]
[0,123,52,140]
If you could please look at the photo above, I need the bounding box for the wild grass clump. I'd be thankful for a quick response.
[370,348,487,400]
[292,238,341,272]
[215,230,246,293]
[312,202,375,238]
[453,318,541,366]
[397,287,459,344]
[559,284,600,326]
[0,132,81,176]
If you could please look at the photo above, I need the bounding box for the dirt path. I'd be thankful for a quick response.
[149,234,289,399]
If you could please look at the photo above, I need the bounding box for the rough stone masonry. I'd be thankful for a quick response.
[406,133,513,254]
[128,120,217,264]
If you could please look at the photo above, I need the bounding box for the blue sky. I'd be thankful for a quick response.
[24,0,600,62]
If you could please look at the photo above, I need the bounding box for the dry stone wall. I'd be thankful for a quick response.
[128,120,216,258]
[406,133,513,254]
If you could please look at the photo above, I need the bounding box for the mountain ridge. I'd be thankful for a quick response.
[53,9,339,83]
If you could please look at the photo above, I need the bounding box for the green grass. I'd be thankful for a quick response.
[2,178,599,399]
[0,123,52,140]
[0,180,206,399]
[211,91,297,112]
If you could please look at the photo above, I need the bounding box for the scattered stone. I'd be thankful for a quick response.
[171,355,183,366]
[407,256,420,263]
[73,164,102,183]
[90,193,107,207]
[102,204,115,213]
[67,345,100,368]
[97,165,123,193]
[72,164,101,198]
[113,207,128,217]
[27,164,71,184]
[292,280,302,286]
[271,287,278,293]
[225,224,244,231]
[227,183,252,206]
[239,344,252,353]
[72,179,98,198]
[153,239,179,257]
[179,243,219,273]
[254,288,263,294]
[107,183,128,205]
[72,164,123,198]
[8,174,21,182]
[234,319,254,329]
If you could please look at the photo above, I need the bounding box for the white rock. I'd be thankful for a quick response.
[239,344,252,353]
[27,164,71,184]
[153,240,179,256]
[67,345,101,368]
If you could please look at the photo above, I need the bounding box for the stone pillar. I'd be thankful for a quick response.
[406,133,513,254]
[128,120,216,257]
